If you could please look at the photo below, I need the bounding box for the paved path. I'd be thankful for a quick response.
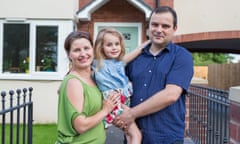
[106,126,195,144]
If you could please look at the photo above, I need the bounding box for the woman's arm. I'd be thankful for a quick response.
[66,78,119,134]
[123,40,150,63]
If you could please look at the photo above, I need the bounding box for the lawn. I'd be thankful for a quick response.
[0,123,57,144]
[32,124,57,144]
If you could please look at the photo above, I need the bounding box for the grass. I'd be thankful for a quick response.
[0,123,57,144]
[32,123,57,144]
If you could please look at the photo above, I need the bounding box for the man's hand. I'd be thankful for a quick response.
[114,104,135,131]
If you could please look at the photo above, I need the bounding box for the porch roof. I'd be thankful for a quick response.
[76,0,152,21]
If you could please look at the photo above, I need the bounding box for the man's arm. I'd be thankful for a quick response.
[118,84,183,125]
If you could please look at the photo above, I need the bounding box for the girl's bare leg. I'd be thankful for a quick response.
[125,122,142,144]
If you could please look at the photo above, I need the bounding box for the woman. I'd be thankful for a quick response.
[56,31,119,144]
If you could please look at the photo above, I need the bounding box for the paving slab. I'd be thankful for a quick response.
[106,126,195,144]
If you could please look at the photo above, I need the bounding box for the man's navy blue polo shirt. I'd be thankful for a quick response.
[126,42,193,144]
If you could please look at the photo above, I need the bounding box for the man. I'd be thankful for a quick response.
[118,6,194,144]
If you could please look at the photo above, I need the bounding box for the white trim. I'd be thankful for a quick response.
[127,0,152,19]
[5,18,27,22]
[77,0,110,21]
[0,20,73,80]
[77,0,152,21]
[0,20,3,74]
[94,22,142,48]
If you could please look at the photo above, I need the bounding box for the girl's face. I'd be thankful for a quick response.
[102,33,122,59]
[68,38,94,69]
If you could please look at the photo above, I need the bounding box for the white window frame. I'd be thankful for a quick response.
[0,19,73,80]
[94,22,142,45]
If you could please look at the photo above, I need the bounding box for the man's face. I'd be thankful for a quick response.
[149,12,177,47]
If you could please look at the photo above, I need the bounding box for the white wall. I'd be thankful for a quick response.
[174,0,240,34]
[0,0,79,19]
[1,80,60,123]
[0,0,77,124]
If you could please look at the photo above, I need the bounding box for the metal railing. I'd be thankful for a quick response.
[0,87,33,144]
[187,84,230,144]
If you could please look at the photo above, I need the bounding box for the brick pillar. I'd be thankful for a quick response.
[185,96,189,137]
[229,86,240,144]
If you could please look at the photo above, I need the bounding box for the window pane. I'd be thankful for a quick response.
[36,26,58,72]
[3,24,30,73]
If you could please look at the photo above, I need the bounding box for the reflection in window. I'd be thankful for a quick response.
[36,26,58,72]
[3,24,30,73]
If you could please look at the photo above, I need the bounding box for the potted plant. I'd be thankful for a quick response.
[19,57,29,73]
[41,56,56,71]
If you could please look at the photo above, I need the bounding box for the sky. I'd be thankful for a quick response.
[229,54,240,63]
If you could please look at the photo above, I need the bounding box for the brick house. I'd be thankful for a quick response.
[0,1,240,142]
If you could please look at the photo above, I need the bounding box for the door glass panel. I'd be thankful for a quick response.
[98,26,138,53]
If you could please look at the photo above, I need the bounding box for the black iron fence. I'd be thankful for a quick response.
[187,84,230,144]
[0,87,33,144]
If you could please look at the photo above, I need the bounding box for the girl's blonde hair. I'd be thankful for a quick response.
[94,27,125,69]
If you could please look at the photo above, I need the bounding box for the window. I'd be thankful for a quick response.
[3,24,30,73]
[0,20,73,80]
[36,26,58,72]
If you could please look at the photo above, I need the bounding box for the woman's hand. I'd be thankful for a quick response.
[102,91,120,114]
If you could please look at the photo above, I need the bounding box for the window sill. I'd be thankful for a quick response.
[0,72,65,80]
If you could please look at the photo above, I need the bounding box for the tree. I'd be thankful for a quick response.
[192,52,234,66]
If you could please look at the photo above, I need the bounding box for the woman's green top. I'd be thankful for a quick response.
[57,74,106,144]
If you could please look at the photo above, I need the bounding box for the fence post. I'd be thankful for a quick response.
[28,87,33,144]
[1,91,6,144]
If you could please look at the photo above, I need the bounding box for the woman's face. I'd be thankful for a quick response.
[68,38,94,69]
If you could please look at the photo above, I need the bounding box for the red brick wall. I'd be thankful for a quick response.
[174,31,240,43]
[185,97,190,136]
[79,0,91,9]
[78,0,174,9]
[144,0,155,9]
[77,0,175,37]
[230,101,240,144]
[160,0,174,7]
[78,0,147,41]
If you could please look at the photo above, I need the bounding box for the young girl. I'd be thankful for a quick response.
[92,28,149,144]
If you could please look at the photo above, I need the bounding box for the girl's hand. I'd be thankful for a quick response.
[102,91,120,114]
[138,40,151,51]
